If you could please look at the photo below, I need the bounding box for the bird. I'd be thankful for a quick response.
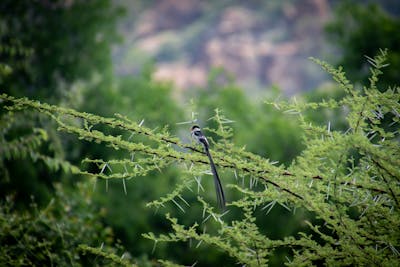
[191,125,226,210]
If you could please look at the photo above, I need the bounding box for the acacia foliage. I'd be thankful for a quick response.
[1,50,399,266]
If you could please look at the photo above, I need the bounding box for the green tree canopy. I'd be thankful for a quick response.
[0,0,123,100]
[326,1,400,87]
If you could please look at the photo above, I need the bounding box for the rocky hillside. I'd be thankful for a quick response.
[113,0,333,95]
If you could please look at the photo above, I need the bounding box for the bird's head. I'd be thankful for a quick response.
[190,125,201,132]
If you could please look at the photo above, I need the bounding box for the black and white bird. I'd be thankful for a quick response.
[191,125,226,210]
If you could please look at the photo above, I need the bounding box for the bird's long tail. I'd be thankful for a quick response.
[205,147,226,210]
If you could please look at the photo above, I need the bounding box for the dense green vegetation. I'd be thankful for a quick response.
[1,1,399,266]
[326,1,400,87]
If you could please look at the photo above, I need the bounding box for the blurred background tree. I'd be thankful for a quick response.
[0,0,123,206]
[0,0,123,100]
[325,1,400,88]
